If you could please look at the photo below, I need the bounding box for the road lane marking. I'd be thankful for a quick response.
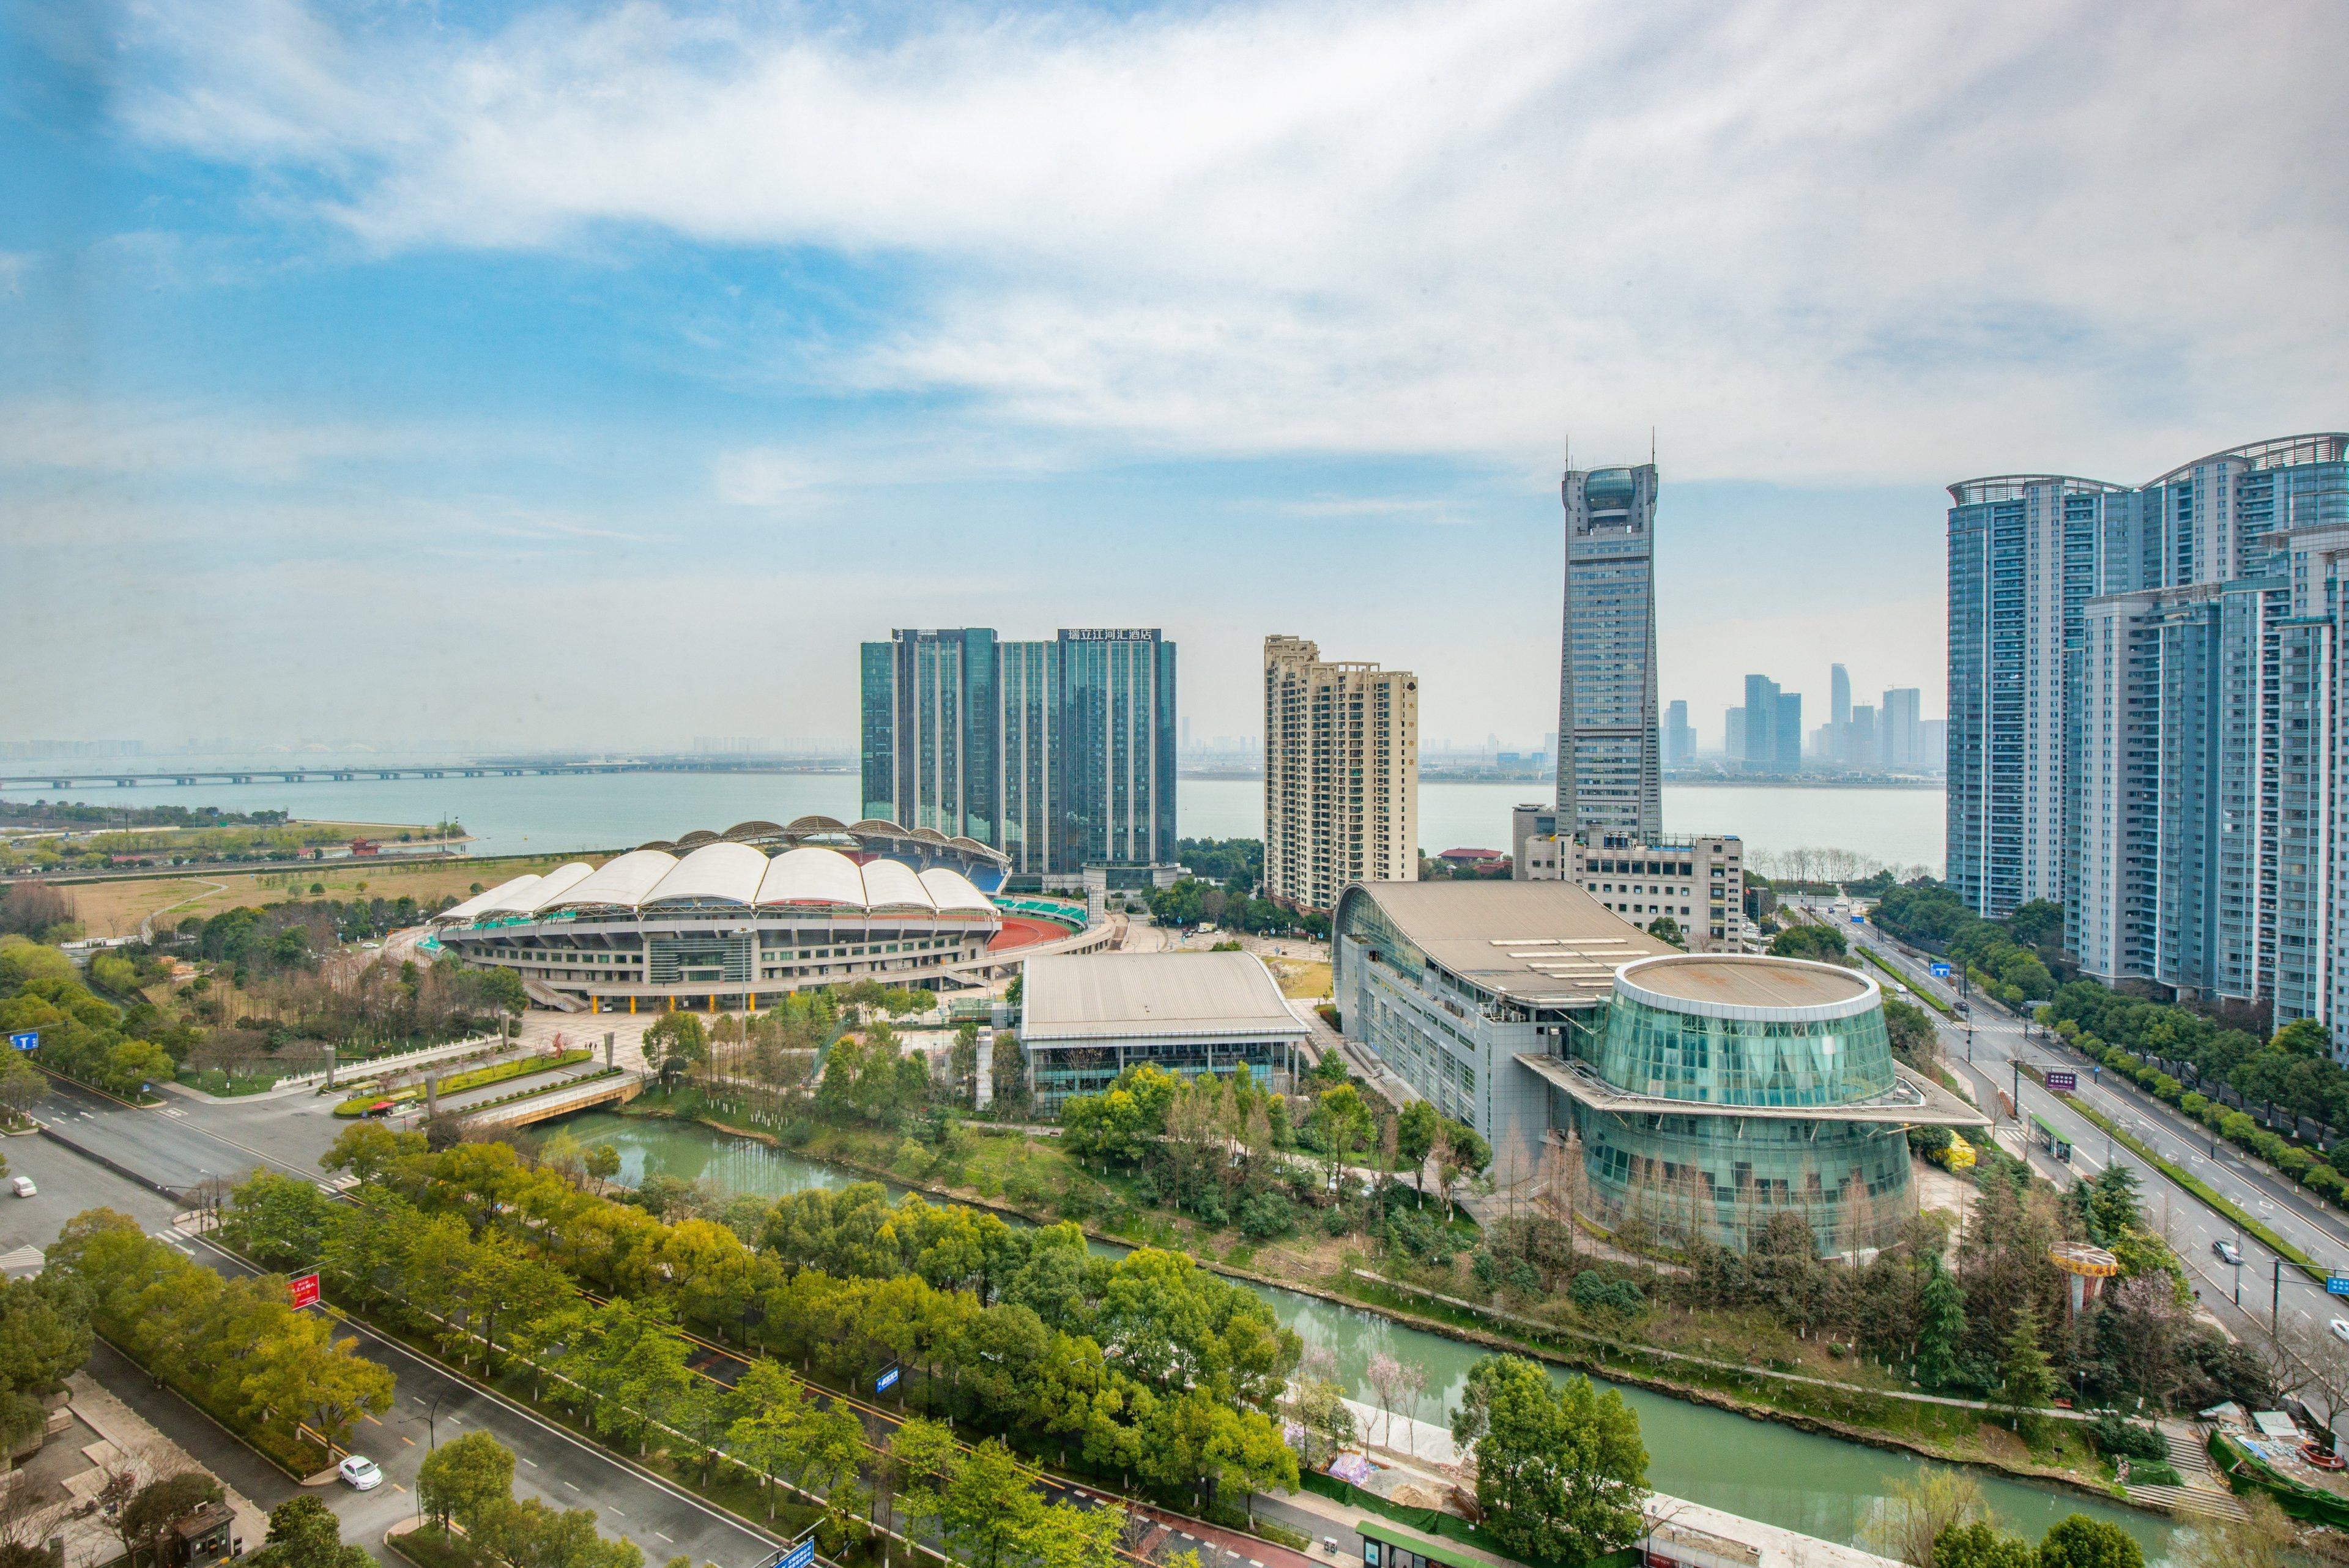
[655,1533,674,1544]
[519,1457,537,1468]
[610,1507,625,1517]
[564,1481,581,1492]
[403,1437,415,1446]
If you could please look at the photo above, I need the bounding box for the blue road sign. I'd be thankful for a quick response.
[7,1031,35,1052]
[2329,1275,2349,1298]
[1849,914,1865,924]
[875,1366,899,1394]
[1929,962,1954,980]
[783,1541,815,1568]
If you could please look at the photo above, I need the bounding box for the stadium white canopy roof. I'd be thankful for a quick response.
[433,842,995,922]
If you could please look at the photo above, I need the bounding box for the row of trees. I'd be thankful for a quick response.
[46,1208,395,1462]
[1144,878,1330,938]
[230,1127,1303,1519]
[1,937,180,1095]
[1872,886,2061,1006]
[1059,1061,1490,1239]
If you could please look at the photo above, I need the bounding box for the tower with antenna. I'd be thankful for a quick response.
[1554,447,1661,841]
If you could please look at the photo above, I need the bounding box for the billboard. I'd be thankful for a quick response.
[2044,1071,2077,1093]
[288,1271,321,1310]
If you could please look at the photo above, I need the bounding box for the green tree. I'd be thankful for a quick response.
[940,1440,1042,1568]
[1456,1354,1647,1562]
[725,1359,813,1518]
[1394,1101,1439,1199]
[2036,1516,2141,1568]
[1645,916,1685,949]
[1998,1308,2057,1441]
[419,1430,516,1532]
[245,1497,373,1568]
[119,1473,224,1568]
[1933,1521,2038,1568]
[1915,1255,1967,1388]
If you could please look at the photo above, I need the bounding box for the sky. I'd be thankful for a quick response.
[4,0,2345,756]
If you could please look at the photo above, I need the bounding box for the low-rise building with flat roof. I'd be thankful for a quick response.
[1019,950,1307,1109]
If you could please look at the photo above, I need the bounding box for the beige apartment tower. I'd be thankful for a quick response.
[1263,635,1418,913]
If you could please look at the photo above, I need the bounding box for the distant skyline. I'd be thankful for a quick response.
[6,0,2342,750]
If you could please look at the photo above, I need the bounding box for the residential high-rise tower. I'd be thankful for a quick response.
[1263,635,1418,912]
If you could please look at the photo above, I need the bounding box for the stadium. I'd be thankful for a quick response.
[429,816,1091,1013]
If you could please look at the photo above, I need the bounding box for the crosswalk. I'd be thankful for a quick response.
[0,1244,45,1274]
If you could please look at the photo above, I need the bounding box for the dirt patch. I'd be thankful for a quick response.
[64,856,569,937]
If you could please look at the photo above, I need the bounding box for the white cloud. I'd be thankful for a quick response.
[108,0,2349,482]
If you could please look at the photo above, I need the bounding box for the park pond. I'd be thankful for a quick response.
[556,1110,2181,1561]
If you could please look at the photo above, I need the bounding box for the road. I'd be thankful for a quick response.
[6,1103,782,1566]
[10,1062,1326,1568]
[1800,897,2349,1350]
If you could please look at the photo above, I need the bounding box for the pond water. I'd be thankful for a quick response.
[557,1110,2179,1559]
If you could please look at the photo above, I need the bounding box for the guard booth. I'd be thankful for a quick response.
[169,1501,235,1566]
[2030,1113,2073,1162]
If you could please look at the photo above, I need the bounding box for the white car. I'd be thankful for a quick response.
[2331,1318,2349,1345]
[337,1455,382,1491]
[10,1176,34,1198]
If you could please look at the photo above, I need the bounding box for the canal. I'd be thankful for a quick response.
[558,1110,2180,1560]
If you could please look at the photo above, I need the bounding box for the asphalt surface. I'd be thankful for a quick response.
[1803,898,2349,1351]
[12,1073,782,1567]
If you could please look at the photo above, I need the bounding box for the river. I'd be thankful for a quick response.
[556,1110,2171,1559]
[6,771,1946,874]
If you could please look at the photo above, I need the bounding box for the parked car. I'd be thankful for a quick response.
[9,1176,34,1198]
[337,1455,382,1491]
[2214,1239,2245,1267]
[2330,1318,2349,1345]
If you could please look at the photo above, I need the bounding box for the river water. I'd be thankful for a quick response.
[7,771,1946,874]
[557,1111,2170,1559]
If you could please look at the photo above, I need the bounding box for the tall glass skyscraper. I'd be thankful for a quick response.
[862,628,1177,880]
[1556,464,1661,839]
[1951,435,2349,1046]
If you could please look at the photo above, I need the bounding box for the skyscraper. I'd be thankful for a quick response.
[1952,434,2349,1043]
[1775,691,1803,771]
[1945,475,2134,918]
[1263,634,1418,913]
[1742,675,1778,771]
[1663,699,1696,767]
[1555,463,1661,840]
[862,627,1178,882]
[1880,688,1921,771]
[1830,664,1851,762]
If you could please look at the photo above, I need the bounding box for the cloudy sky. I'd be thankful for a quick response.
[6,0,2344,754]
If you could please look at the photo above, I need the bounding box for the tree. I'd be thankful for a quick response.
[1394,1101,1438,1199]
[1457,1354,1647,1562]
[119,1473,223,1568]
[1998,1308,2057,1441]
[420,1430,516,1532]
[1645,916,1685,949]
[2036,1515,2142,1568]
[938,1440,1041,1568]
[1883,998,1939,1067]
[726,1359,814,1518]
[245,1497,373,1568]
[1932,1522,2038,1568]
[1864,1468,1984,1568]
[1915,1257,1967,1388]
[2172,1493,2291,1568]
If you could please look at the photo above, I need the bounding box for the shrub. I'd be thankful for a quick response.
[1238,1191,1296,1239]
[2085,1412,2167,1463]
[1569,1270,1644,1314]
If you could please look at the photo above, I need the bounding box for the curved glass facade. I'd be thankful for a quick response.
[1590,992,1895,1107]
[1573,1108,1912,1254]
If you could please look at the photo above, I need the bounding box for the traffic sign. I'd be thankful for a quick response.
[2328,1275,2349,1298]
[288,1271,321,1310]
[2044,1071,2077,1093]
[1849,914,1864,924]
[8,1031,37,1052]
[784,1542,815,1568]
[875,1366,899,1394]
[1929,962,1954,980]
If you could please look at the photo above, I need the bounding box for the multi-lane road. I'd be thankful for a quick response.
[1803,898,2349,1353]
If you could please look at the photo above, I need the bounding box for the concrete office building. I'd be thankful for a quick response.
[863,628,1178,887]
[1332,883,1983,1250]
[1019,950,1307,1110]
[1556,464,1661,840]
[1510,806,1743,953]
[1263,635,1418,913]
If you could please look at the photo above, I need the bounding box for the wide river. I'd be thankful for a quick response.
[557,1110,2170,1560]
[8,771,1946,874]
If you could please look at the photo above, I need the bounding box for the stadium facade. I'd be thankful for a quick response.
[430,817,1023,1013]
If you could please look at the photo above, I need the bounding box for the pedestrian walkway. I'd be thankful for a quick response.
[64,1370,272,1561]
[2128,1422,2248,1520]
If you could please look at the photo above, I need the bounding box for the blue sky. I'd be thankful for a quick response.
[5,0,2344,753]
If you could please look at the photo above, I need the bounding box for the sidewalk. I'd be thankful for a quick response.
[66,1368,273,1561]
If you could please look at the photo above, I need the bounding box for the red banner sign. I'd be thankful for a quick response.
[288,1271,321,1310]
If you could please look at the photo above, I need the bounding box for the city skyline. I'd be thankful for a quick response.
[10,1,2338,749]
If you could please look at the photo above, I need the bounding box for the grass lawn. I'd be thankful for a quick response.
[1268,957,1332,998]
[62,854,573,937]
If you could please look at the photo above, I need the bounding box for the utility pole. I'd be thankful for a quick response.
[2275,1258,2284,1336]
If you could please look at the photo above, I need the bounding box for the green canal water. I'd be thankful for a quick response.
[558,1111,2180,1561]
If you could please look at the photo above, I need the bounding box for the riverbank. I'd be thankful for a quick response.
[609,1098,2169,1523]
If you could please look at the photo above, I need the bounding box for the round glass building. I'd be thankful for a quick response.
[1549,953,1974,1254]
